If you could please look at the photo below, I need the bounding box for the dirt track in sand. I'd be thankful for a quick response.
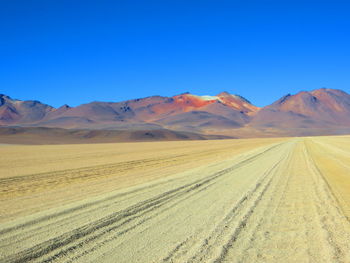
[0,137,350,262]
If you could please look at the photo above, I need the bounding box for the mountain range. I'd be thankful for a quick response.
[1,88,350,140]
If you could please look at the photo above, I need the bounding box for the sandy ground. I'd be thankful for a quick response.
[0,136,350,262]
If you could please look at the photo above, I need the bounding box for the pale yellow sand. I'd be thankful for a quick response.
[0,136,350,262]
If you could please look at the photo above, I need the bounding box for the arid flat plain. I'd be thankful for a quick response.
[1,136,350,262]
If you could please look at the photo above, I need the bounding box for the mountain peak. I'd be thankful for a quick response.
[275,94,291,105]
[0,94,14,101]
[216,91,231,97]
[59,104,70,109]
[311,88,347,96]
[0,94,18,107]
[233,94,253,104]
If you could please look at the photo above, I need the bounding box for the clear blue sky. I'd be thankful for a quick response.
[1,0,350,107]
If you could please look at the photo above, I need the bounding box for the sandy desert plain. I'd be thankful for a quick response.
[1,136,350,262]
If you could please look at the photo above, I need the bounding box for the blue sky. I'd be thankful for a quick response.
[1,0,350,107]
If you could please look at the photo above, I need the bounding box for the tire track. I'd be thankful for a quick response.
[3,138,349,263]
[0,142,287,263]
[306,138,350,220]
[217,141,350,263]
[0,154,187,196]
[162,142,294,263]
[304,144,350,262]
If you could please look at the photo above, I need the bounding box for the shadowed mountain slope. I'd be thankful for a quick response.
[0,127,233,144]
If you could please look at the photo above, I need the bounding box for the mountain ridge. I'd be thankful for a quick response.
[1,88,350,138]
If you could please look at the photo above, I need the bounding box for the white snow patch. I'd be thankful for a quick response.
[200,95,219,101]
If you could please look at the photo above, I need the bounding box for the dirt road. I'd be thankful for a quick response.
[1,137,350,262]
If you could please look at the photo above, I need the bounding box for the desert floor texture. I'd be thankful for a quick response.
[1,136,350,262]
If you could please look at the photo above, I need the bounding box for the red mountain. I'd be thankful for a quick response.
[2,88,350,137]
[0,92,258,132]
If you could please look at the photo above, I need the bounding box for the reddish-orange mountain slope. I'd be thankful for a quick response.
[2,88,350,137]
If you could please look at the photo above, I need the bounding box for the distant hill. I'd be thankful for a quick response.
[1,88,350,140]
[0,94,54,124]
[249,88,350,135]
[0,127,233,144]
